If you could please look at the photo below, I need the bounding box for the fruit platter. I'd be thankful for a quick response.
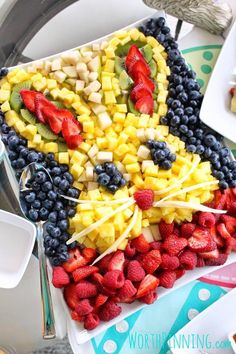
[1,13,236,343]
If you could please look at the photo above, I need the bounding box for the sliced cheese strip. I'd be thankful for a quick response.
[155,201,226,214]
[67,199,135,245]
[61,195,132,205]
[92,205,139,265]
[154,155,201,196]
[154,180,219,206]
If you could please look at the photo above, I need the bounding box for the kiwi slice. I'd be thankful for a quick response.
[115,40,145,57]
[114,56,125,75]
[117,94,128,104]
[51,101,65,109]
[36,123,58,141]
[150,59,157,78]
[20,109,36,124]
[128,96,140,115]
[10,80,32,113]
[141,44,153,63]
[58,141,68,152]
[154,100,158,113]
[119,70,133,90]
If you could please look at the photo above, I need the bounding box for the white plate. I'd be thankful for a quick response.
[0,209,36,288]
[200,20,236,143]
[169,287,236,354]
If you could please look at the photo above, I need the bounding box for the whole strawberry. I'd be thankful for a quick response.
[134,189,154,210]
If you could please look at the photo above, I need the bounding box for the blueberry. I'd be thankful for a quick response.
[57,244,68,254]
[48,238,60,249]
[50,256,61,266]
[8,130,17,138]
[1,124,10,134]
[188,115,197,125]
[105,163,117,176]
[46,223,54,234]
[219,181,229,189]
[46,153,55,162]
[221,156,231,166]
[119,178,127,187]
[162,26,170,34]
[189,90,201,100]
[212,141,222,152]
[107,184,118,194]
[178,92,188,103]
[184,107,194,116]
[44,235,51,245]
[60,165,69,173]
[156,17,165,28]
[146,139,154,148]
[48,211,57,223]
[27,151,39,163]
[167,109,175,119]
[58,219,68,231]
[214,171,224,180]
[54,201,64,211]
[15,158,26,169]
[213,161,221,170]
[186,130,193,138]
[67,187,79,198]
[171,99,182,110]
[189,100,197,108]
[42,199,54,210]
[210,152,219,164]
[60,233,69,242]
[168,49,180,61]
[58,209,67,219]
[42,181,53,192]
[204,148,212,159]
[63,172,74,183]
[187,144,196,153]
[39,207,49,220]
[28,209,38,222]
[111,174,121,185]
[196,145,205,154]
[174,108,184,117]
[25,192,36,203]
[38,191,46,201]
[228,161,236,170]
[0,67,8,77]
[49,160,58,168]
[53,176,61,187]
[11,160,17,169]
[0,115,4,126]
[179,125,188,134]
[222,166,229,174]
[51,167,61,176]
[160,116,168,125]
[226,172,233,181]
[169,88,176,97]
[220,147,230,158]
[51,227,61,238]
[67,208,76,217]
[175,84,183,93]
[204,134,217,147]
[8,151,18,161]
[32,200,41,209]
[169,153,176,162]
[153,149,166,161]
[160,160,172,170]
[98,173,110,186]
[195,129,203,139]
[154,141,166,149]
[230,180,236,187]
[58,252,69,262]
[8,135,20,150]
[181,115,189,124]
[31,181,41,192]
[19,148,29,159]
[48,190,58,201]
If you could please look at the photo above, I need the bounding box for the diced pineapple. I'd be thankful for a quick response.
[71,164,84,179]
[22,124,37,140]
[44,142,58,153]
[58,152,69,164]
[126,162,140,174]
[1,100,10,112]
[0,90,10,102]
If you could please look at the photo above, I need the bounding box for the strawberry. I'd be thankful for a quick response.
[128,60,151,78]
[75,299,93,316]
[82,247,97,263]
[199,248,219,260]
[72,265,99,282]
[84,313,100,330]
[66,134,83,149]
[97,254,113,273]
[210,225,225,248]
[133,189,154,210]
[220,215,236,234]
[76,280,97,298]
[117,279,137,301]
[179,250,197,270]
[95,294,108,309]
[162,234,187,256]
[64,284,79,310]
[130,83,152,102]
[102,270,125,289]
[98,301,122,321]
[229,87,235,95]
[108,250,125,271]
[62,248,87,273]
[159,270,176,288]
[216,223,231,240]
[52,266,70,288]
[127,260,146,282]
[20,89,40,112]
[214,190,227,210]
[125,45,145,70]
[131,234,151,253]
[125,241,136,257]
[180,223,196,238]
[158,220,174,239]
[70,310,83,321]
[34,94,57,124]
[135,94,154,115]
[198,212,215,228]
[205,253,228,266]
[142,250,162,274]
[187,227,214,253]
[134,72,155,92]
[62,117,83,148]
[47,108,76,135]
[161,254,180,270]
[136,274,159,298]
[139,290,157,304]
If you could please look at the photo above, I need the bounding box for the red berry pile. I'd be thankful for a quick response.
[20,90,83,149]
[52,188,236,330]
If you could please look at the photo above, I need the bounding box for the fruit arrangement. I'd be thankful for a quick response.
[0,16,236,331]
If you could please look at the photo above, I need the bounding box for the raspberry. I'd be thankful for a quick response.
[64,284,78,310]
[196,256,205,267]
[125,241,136,257]
[98,301,122,321]
[103,270,125,289]
[150,241,161,250]
[117,280,137,300]
[84,313,100,330]
[71,310,83,321]
[205,253,228,266]
[97,253,113,273]
[162,234,187,256]
[131,234,150,253]
[142,250,162,274]
[52,266,70,288]
[180,223,196,238]
[175,268,186,279]
[198,212,215,228]
[158,220,174,239]
[159,270,176,288]
[179,250,197,270]
[76,280,97,298]
[127,260,145,282]
[134,189,154,210]
[75,299,93,316]
[139,291,157,304]
[161,254,180,270]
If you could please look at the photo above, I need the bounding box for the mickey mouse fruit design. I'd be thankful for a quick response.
[0,17,236,331]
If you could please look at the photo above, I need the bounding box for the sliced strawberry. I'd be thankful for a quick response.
[216,223,231,240]
[95,294,108,309]
[34,94,57,124]
[128,60,150,78]
[20,90,41,113]
[72,265,99,282]
[125,45,145,70]
[142,250,162,274]
[65,134,83,149]
[188,227,214,253]
[214,190,227,210]
[135,94,154,115]
[62,248,87,273]
[108,250,125,272]
[71,310,84,322]
[205,253,228,266]
[199,249,219,260]
[210,226,225,248]
[136,274,159,298]
[82,247,97,263]
[130,83,152,102]
[134,72,155,92]
[131,234,151,253]
[220,215,236,234]
[64,283,79,310]
[62,116,82,137]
